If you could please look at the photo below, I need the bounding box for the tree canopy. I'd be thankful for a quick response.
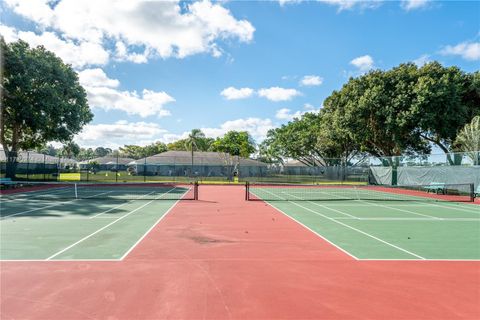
[119,142,167,159]
[1,39,92,177]
[211,131,256,158]
[260,62,479,167]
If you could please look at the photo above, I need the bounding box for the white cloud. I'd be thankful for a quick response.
[78,68,120,88]
[300,75,323,86]
[75,121,167,149]
[350,55,374,72]
[78,69,174,118]
[413,54,431,66]
[440,41,480,61]
[279,0,381,11]
[220,87,254,100]
[201,118,275,142]
[275,104,321,120]
[275,108,304,120]
[0,24,109,68]
[258,87,301,102]
[401,0,430,11]
[4,0,255,61]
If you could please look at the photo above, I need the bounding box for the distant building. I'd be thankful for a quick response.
[129,151,268,178]
[78,156,135,171]
[0,149,76,176]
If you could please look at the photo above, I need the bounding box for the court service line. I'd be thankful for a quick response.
[415,201,480,214]
[280,192,360,219]
[290,201,426,259]
[89,191,156,219]
[264,201,360,260]
[260,189,425,259]
[120,198,180,260]
[45,187,178,260]
[332,217,480,221]
[292,189,441,220]
[250,191,359,260]
[0,191,114,220]
[45,200,156,260]
[360,200,442,220]
[0,187,73,202]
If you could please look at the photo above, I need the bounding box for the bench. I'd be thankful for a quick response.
[423,182,446,195]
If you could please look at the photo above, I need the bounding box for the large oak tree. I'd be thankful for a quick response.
[1,39,93,178]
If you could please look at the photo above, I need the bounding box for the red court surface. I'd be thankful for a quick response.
[1,185,479,319]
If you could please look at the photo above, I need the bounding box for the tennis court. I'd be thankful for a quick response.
[247,183,480,260]
[0,182,197,260]
[1,183,479,319]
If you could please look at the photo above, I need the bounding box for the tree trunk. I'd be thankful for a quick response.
[5,150,18,179]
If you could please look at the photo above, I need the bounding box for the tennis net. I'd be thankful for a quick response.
[246,182,475,202]
[0,181,199,201]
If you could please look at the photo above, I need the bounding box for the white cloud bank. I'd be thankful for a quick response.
[3,0,255,63]
[279,0,380,11]
[75,121,167,149]
[78,68,174,118]
[275,108,305,120]
[0,24,109,68]
[220,87,254,100]
[401,0,430,11]
[350,55,374,72]
[75,117,276,148]
[275,104,321,121]
[201,118,275,142]
[257,87,301,102]
[300,75,323,86]
[440,41,480,61]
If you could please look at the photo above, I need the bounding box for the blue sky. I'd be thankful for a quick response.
[1,0,479,149]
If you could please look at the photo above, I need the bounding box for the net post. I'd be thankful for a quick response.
[194,181,199,200]
[245,181,249,201]
[470,183,475,202]
[74,183,78,199]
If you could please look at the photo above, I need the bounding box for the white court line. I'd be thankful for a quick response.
[0,187,74,202]
[332,217,480,221]
[45,187,178,260]
[415,201,480,214]
[290,201,426,259]
[263,202,360,260]
[289,188,441,220]
[260,189,426,260]
[0,259,122,262]
[120,200,180,260]
[250,190,359,260]
[281,192,359,219]
[45,200,156,260]
[360,200,441,220]
[0,191,113,220]
[89,191,156,219]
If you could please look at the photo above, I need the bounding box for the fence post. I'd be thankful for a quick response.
[144,156,147,182]
[43,154,46,181]
[26,151,30,181]
[57,156,61,181]
[116,153,119,183]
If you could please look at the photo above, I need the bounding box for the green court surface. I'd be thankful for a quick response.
[0,186,184,260]
[263,197,480,260]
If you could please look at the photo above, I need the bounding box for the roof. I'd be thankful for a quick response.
[131,151,268,166]
[78,156,135,165]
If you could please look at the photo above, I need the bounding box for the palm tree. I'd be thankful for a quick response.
[455,116,480,165]
[184,129,205,176]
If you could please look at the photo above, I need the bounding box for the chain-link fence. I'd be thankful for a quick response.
[1,150,479,185]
